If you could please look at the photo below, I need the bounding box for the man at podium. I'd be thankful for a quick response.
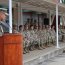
[0,8,8,36]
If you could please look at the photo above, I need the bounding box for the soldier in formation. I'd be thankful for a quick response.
[58,25,63,41]
[60,25,65,42]
[50,26,56,45]
[24,24,30,53]
[42,25,47,48]
[45,25,51,47]
[19,23,57,54]
[12,25,19,33]
[34,24,41,50]
[19,25,27,54]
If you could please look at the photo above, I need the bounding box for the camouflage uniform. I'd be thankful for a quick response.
[48,29,52,45]
[19,25,28,54]
[50,27,56,45]
[46,26,50,46]
[24,30,30,52]
[58,28,62,41]
[20,30,26,54]
[45,25,52,46]
[13,29,19,33]
[12,25,19,33]
[30,26,36,50]
[42,26,47,47]
[63,27,65,41]
[39,28,46,49]
[34,27,41,49]
[37,25,43,49]
[61,26,65,41]
[34,29,39,45]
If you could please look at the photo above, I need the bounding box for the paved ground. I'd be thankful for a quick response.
[38,52,65,65]
[24,43,65,63]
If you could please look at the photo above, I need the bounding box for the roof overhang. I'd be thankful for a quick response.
[13,0,65,14]
[0,0,65,15]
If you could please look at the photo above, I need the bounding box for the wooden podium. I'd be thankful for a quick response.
[0,33,23,65]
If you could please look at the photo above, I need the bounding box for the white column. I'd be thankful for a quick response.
[9,0,12,33]
[64,16,65,25]
[56,4,60,48]
[16,3,20,28]
[51,15,55,24]
[62,16,65,26]
[49,11,52,25]
[20,7,23,25]
[60,0,62,3]
[18,3,23,26]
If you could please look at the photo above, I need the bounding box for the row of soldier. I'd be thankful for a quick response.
[12,24,56,54]
[0,8,65,54]
[58,25,65,42]
[12,24,65,54]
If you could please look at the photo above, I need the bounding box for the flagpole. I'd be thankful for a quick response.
[56,1,60,48]
[9,0,12,33]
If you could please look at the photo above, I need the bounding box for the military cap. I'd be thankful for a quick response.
[0,8,8,16]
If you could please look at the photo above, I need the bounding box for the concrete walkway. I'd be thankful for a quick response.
[39,53,65,65]
[23,42,65,65]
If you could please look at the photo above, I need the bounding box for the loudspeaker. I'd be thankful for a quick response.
[44,18,49,25]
